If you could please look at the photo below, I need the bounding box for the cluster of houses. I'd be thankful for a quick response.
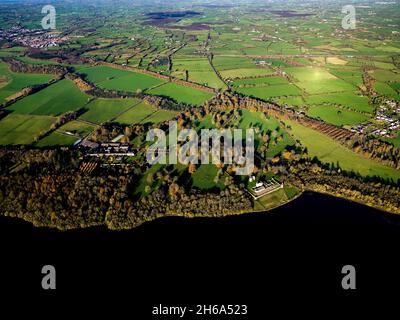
[77,140,135,159]
[248,176,284,200]
[0,26,67,48]
[351,100,400,138]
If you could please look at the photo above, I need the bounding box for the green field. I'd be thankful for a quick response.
[286,120,400,181]
[80,98,139,124]
[306,106,369,126]
[236,84,302,99]
[0,114,56,145]
[220,68,274,79]
[172,58,226,89]
[298,79,356,94]
[115,101,158,124]
[79,66,166,92]
[143,110,178,124]
[374,82,398,96]
[7,79,90,116]
[192,164,224,190]
[57,120,95,137]
[148,83,214,106]
[0,62,54,102]
[36,132,79,147]
[305,93,373,113]
[233,76,288,87]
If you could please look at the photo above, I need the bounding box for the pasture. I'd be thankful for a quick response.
[79,98,139,124]
[148,83,214,106]
[236,84,302,99]
[115,101,158,124]
[306,105,369,126]
[0,62,54,102]
[233,76,288,87]
[79,66,166,92]
[220,68,274,79]
[7,79,90,116]
[0,114,56,145]
[36,132,79,147]
[286,120,400,181]
[305,93,373,113]
[58,120,95,137]
[192,164,224,190]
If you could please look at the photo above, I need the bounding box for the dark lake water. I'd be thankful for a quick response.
[1,192,399,304]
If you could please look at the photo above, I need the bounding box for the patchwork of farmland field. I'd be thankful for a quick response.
[172,58,226,89]
[6,79,90,116]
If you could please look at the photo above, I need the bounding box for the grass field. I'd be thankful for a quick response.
[384,134,400,148]
[233,76,288,87]
[58,120,95,137]
[7,79,90,116]
[254,188,288,211]
[80,98,139,124]
[236,110,294,156]
[79,66,166,92]
[305,93,373,113]
[298,79,356,94]
[192,164,224,190]
[115,101,158,124]
[172,58,226,89]
[286,120,400,181]
[306,106,369,126]
[36,132,79,147]
[220,68,274,79]
[143,110,178,124]
[0,114,56,145]
[374,82,398,96]
[0,62,54,102]
[148,83,214,106]
[236,84,302,99]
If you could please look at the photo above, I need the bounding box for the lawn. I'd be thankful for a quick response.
[0,114,56,145]
[148,83,214,106]
[80,98,139,124]
[306,106,369,126]
[286,120,400,181]
[0,62,54,102]
[7,79,90,116]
